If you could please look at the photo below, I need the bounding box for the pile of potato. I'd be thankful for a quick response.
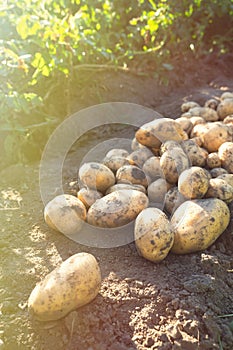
[28,91,233,321]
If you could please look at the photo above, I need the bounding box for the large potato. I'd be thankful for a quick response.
[160,147,190,184]
[134,208,174,262]
[205,178,233,203]
[87,189,148,228]
[178,166,209,199]
[218,142,233,173]
[79,162,115,193]
[28,253,101,321]
[171,198,230,254]
[44,194,86,235]
[135,118,188,149]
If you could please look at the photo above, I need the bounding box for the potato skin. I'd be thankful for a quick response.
[28,253,101,321]
[77,188,103,209]
[134,208,174,262]
[160,147,190,184]
[171,198,230,254]
[87,190,149,228]
[178,166,209,199]
[79,162,115,193]
[205,178,233,203]
[116,165,148,187]
[44,194,86,235]
[218,142,233,173]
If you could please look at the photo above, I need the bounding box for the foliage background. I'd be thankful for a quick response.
[1,0,233,168]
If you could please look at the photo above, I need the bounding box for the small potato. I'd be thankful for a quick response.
[178,166,209,199]
[164,187,187,216]
[105,148,129,158]
[127,148,154,168]
[44,194,86,235]
[102,156,132,172]
[77,188,103,209]
[205,178,233,203]
[134,208,174,263]
[79,162,115,193]
[206,153,221,169]
[204,98,219,110]
[217,98,233,120]
[131,137,149,151]
[160,147,190,184]
[218,142,233,173]
[216,174,233,187]
[116,165,148,187]
[105,183,146,194]
[188,106,218,122]
[142,156,163,180]
[210,167,229,178]
[135,118,188,149]
[190,116,206,127]
[220,92,233,101]
[175,117,193,134]
[147,178,169,207]
[87,190,148,228]
[223,115,233,125]
[160,140,183,155]
[182,139,208,167]
[181,101,200,113]
[171,198,230,254]
[28,253,101,321]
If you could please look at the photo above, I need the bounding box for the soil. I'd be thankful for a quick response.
[1,53,233,350]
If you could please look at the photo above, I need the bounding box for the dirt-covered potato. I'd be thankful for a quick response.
[134,208,174,262]
[188,106,219,122]
[178,166,209,199]
[191,122,232,152]
[223,115,233,125]
[189,116,206,127]
[77,188,103,209]
[105,183,146,194]
[206,152,221,169]
[171,198,230,254]
[182,139,208,167]
[160,140,183,155]
[135,118,188,149]
[216,174,233,187]
[217,98,233,120]
[218,142,233,173]
[205,178,233,203]
[105,148,129,158]
[28,253,101,321]
[142,156,163,180]
[87,189,148,228]
[160,147,190,184]
[210,167,229,178]
[164,187,187,216]
[220,92,233,101]
[102,156,132,173]
[204,98,219,110]
[181,101,200,113]
[127,148,154,168]
[147,178,170,207]
[116,165,148,187]
[175,117,193,134]
[131,137,150,151]
[79,162,115,193]
[44,194,86,235]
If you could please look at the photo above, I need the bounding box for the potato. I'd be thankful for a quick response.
[218,142,233,173]
[178,166,209,199]
[28,253,101,321]
[105,148,129,158]
[206,152,221,169]
[135,118,188,149]
[181,101,200,113]
[164,187,187,216]
[116,165,148,187]
[175,117,193,134]
[127,148,154,168]
[142,156,163,180]
[217,98,233,120]
[147,178,170,207]
[216,174,233,187]
[204,98,219,110]
[134,208,174,262]
[102,156,132,172]
[191,122,232,152]
[210,167,229,178]
[44,194,86,235]
[77,188,103,209]
[160,147,190,184]
[182,139,207,167]
[105,183,146,194]
[190,116,206,127]
[188,106,218,122]
[220,92,233,101]
[160,140,183,155]
[87,189,148,228]
[223,115,233,125]
[205,178,233,203]
[131,137,150,151]
[79,162,115,193]
[171,198,230,254]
